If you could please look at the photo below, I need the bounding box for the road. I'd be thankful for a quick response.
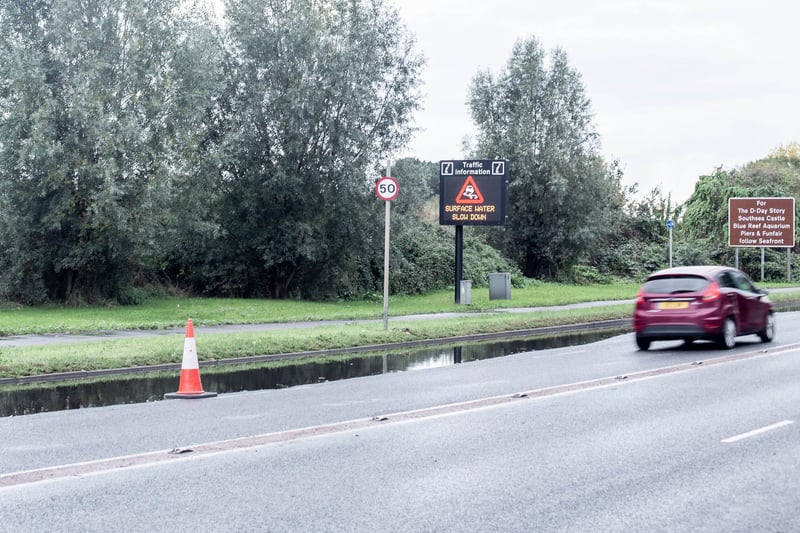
[1,312,799,532]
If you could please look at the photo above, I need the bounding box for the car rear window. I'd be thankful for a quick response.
[643,275,709,294]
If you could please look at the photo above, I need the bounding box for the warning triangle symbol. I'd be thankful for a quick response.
[455,176,484,204]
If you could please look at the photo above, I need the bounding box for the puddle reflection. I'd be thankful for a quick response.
[0,328,626,417]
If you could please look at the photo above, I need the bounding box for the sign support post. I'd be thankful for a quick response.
[375,165,399,330]
[383,190,391,329]
[454,226,463,304]
[666,219,674,268]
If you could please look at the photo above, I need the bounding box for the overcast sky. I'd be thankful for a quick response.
[393,0,799,203]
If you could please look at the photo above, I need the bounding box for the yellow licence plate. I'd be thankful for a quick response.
[658,301,689,309]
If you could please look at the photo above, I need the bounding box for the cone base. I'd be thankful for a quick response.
[164,391,218,399]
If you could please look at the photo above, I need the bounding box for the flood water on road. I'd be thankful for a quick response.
[0,328,627,417]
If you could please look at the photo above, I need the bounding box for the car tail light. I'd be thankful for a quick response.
[635,288,646,306]
[702,281,721,302]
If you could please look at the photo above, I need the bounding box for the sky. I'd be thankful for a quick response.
[392,0,800,203]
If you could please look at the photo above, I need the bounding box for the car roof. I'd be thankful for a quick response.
[646,265,731,279]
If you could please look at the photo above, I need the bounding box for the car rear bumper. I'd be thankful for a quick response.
[635,324,720,341]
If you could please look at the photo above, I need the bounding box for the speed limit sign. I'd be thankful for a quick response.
[375,176,399,201]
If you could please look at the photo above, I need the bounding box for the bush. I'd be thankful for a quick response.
[462,234,523,288]
[559,265,614,285]
[116,286,149,306]
[389,222,454,295]
[386,222,522,295]
[588,240,668,280]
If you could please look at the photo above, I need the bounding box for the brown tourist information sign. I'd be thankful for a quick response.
[728,197,795,248]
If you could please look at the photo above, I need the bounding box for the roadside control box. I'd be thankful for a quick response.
[489,272,511,300]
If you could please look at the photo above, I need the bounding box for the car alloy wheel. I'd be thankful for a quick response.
[758,313,775,343]
[718,317,736,349]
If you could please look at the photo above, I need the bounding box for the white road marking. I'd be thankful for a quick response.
[721,420,795,443]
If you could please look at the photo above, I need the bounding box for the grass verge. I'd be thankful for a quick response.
[0,283,641,335]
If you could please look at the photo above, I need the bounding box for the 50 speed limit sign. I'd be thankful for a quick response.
[375,176,399,201]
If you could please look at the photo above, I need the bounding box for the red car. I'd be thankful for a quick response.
[633,265,775,350]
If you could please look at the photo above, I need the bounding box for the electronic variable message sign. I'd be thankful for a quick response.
[439,160,509,226]
[729,197,795,248]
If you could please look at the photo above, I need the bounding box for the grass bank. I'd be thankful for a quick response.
[1,282,798,380]
[0,282,642,335]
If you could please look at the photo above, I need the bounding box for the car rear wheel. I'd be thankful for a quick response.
[717,317,736,349]
[758,312,775,343]
[636,336,651,351]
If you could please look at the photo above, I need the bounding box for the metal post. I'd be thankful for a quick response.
[669,227,673,268]
[382,161,391,330]
[788,248,792,282]
[761,247,765,281]
[454,225,463,304]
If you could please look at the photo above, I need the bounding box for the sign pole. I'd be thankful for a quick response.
[666,219,674,268]
[669,227,673,268]
[374,167,398,330]
[383,199,391,329]
[382,161,392,330]
[454,225,463,304]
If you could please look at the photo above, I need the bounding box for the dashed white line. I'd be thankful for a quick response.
[721,420,795,443]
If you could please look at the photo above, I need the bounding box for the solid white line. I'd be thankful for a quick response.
[721,420,795,443]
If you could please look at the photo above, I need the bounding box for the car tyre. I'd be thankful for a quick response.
[636,336,651,351]
[758,312,775,343]
[717,317,736,349]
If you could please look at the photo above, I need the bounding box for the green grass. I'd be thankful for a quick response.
[0,281,798,380]
[0,282,642,335]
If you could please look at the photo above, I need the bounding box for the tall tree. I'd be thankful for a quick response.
[388,157,438,219]
[208,0,424,298]
[682,150,800,273]
[467,38,623,279]
[0,0,211,302]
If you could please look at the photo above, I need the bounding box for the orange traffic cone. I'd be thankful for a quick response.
[164,318,217,399]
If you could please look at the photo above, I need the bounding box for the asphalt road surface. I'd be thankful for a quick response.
[1,312,799,532]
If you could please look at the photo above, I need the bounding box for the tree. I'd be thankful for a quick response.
[198,0,424,298]
[0,0,214,303]
[467,38,624,279]
[769,142,800,162]
[387,157,438,219]
[682,168,741,248]
[582,176,681,280]
[681,151,800,279]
